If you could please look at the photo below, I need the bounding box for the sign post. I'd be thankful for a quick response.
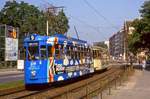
[5,25,19,61]
[0,24,19,68]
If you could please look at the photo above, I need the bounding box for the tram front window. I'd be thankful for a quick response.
[28,46,39,60]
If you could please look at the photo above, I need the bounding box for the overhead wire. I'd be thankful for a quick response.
[69,15,99,30]
[42,0,108,40]
[69,15,108,40]
[83,0,119,30]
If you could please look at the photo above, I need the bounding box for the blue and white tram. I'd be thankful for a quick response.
[24,33,94,85]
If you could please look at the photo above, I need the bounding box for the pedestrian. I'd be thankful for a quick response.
[142,60,146,70]
[138,59,141,65]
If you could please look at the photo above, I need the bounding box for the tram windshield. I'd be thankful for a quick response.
[27,46,39,60]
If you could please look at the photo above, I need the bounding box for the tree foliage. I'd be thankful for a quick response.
[55,10,69,34]
[45,9,69,35]
[94,42,108,49]
[0,1,69,35]
[0,1,44,34]
[128,1,150,54]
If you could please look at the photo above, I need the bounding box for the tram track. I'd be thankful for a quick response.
[23,66,125,98]
[0,65,130,99]
[0,89,39,99]
[0,86,25,96]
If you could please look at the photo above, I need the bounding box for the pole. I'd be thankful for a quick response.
[46,5,64,36]
[46,20,49,36]
[74,26,79,40]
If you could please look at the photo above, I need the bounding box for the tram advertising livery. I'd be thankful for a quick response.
[24,33,108,86]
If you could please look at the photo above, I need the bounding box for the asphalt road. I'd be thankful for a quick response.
[0,71,24,84]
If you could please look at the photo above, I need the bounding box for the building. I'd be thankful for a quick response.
[109,30,124,60]
[109,34,116,59]
[109,21,134,61]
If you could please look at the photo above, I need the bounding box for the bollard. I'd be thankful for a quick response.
[99,80,103,99]
[119,75,122,86]
[108,77,111,95]
[66,87,69,99]
[108,83,111,95]
[100,92,103,99]
[86,82,89,99]
[114,78,117,90]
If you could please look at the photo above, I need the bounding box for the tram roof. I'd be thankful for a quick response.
[24,33,87,45]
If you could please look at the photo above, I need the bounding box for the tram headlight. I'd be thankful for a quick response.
[31,70,36,77]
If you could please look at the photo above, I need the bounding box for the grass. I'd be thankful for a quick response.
[0,80,24,90]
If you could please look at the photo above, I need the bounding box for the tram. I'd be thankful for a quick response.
[24,33,95,85]
[92,46,109,70]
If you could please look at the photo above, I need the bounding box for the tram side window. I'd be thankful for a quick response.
[96,51,99,58]
[55,44,60,59]
[79,47,82,59]
[73,47,76,59]
[55,44,64,59]
[81,47,85,59]
[40,45,47,59]
[74,46,78,59]
[93,51,95,58]
[98,51,101,58]
[48,46,52,57]
[69,46,73,59]
[99,52,102,59]
[97,51,99,58]
[84,48,87,56]
[66,45,70,57]
[93,50,96,58]
[60,45,65,59]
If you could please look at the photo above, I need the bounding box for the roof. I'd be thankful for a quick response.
[24,33,88,46]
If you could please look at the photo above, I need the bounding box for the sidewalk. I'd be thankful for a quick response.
[104,69,150,99]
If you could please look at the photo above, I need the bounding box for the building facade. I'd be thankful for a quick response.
[109,21,134,61]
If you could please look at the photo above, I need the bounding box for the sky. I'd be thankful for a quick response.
[0,0,146,43]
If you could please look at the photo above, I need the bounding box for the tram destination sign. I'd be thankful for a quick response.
[28,42,38,46]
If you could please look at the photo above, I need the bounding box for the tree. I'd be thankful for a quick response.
[0,1,69,35]
[128,1,150,54]
[94,42,108,49]
[0,1,45,35]
[45,9,69,35]
[55,9,69,34]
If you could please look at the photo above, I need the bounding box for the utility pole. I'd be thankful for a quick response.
[46,20,49,36]
[46,5,64,36]
[123,20,128,62]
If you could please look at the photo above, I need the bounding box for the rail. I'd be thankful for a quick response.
[0,65,134,99]
[26,65,134,99]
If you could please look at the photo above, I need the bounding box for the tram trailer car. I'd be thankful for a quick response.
[92,46,110,71]
[24,33,96,86]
